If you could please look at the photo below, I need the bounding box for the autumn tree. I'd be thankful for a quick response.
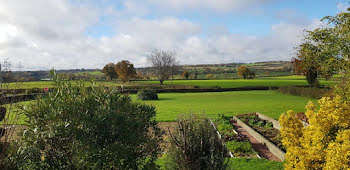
[147,50,178,85]
[115,60,136,82]
[237,66,255,79]
[102,63,118,80]
[181,71,190,80]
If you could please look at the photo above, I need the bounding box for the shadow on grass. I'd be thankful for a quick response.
[157,98,174,101]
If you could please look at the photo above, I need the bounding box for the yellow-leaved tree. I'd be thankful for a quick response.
[280,94,350,169]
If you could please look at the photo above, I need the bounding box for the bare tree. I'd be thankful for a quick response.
[147,50,178,85]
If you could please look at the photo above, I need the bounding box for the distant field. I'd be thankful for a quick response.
[134,90,317,122]
[136,79,335,88]
[8,80,123,89]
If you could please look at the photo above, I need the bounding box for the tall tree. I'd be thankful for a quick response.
[294,8,350,84]
[147,50,178,85]
[102,63,117,80]
[115,60,136,82]
[237,66,254,79]
[181,71,190,80]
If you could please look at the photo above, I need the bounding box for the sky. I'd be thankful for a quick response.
[0,0,348,71]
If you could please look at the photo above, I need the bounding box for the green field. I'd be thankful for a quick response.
[136,79,335,88]
[134,90,317,121]
[8,80,123,89]
[8,90,316,124]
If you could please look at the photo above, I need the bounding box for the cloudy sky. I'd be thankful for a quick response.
[0,0,348,70]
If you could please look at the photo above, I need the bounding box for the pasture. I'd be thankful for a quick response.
[7,90,317,124]
[136,79,335,88]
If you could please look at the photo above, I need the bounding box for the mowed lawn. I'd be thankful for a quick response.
[134,90,317,121]
[136,79,335,88]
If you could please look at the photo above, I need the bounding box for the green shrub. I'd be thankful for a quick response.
[10,72,163,169]
[226,141,255,154]
[277,86,331,99]
[165,114,227,169]
[137,88,158,100]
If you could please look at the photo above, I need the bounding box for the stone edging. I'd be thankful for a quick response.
[256,112,281,130]
[232,116,285,161]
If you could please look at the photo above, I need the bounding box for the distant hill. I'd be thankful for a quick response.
[6,61,292,82]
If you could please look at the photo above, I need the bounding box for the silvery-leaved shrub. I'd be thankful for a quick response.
[11,71,163,169]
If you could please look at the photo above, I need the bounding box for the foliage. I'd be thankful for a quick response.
[207,74,214,79]
[237,66,255,79]
[115,60,137,82]
[279,95,350,169]
[214,114,236,139]
[165,113,227,170]
[147,49,178,85]
[10,72,163,169]
[226,141,255,155]
[277,86,331,99]
[102,63,118,80]
[181,71,190,80]
[293,9,350,85]
[137,89,159,100]
[293,43,321,86]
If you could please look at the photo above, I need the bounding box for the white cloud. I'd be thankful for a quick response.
[145,0,277,13]
[0,0,326,70]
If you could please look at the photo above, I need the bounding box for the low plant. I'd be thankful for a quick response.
[137,88,159,100]
[226,141,255,155]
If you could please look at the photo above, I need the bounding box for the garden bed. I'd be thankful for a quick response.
[213,114,258,158]
[236,113,285,152]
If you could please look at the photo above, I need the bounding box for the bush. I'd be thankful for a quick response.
[10,72,163,169]
[137,89,158,100]
[165,114,227,169]
[277,86,331,99]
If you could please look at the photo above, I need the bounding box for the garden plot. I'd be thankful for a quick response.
[212,114,281,161]
[236,113,285,152]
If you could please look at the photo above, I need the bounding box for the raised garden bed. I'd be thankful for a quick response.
[236,113,285,152]
[213,114,257,158]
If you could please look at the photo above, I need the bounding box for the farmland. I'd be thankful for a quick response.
[136,79,335,88]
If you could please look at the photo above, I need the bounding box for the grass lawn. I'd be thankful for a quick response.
[156,157,283,170]
[134,90,317,121]
[226,158,284,170]
[136,79,335,89]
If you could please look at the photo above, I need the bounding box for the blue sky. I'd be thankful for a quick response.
[0,0,348,70]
